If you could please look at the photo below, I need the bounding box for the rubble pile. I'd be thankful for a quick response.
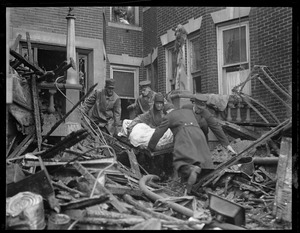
[6,117,293,230]
[6,35,293,230]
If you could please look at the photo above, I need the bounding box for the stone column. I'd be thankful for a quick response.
[65,8,81,133]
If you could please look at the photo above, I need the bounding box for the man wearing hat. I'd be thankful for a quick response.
[126,92,165,136]
[148,102,215,194]
[127,80,157,117]
[81,79,122,136]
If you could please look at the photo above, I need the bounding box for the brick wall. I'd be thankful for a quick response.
[103,7,144,81]
[156,7,224,95]
[156,6,292,122]
[249,7,292,121]
[142,7,158,90]
[10,7,104,39]
[143,7,157,56]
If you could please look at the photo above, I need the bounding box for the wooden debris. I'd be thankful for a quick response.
[126,149,142,179]
[129,218,162,230]
[40,129,89,159]
[105,184,144,197]
[60,195,109,211]
[72,161,128,213]
[273,137,292,222]
[193,117,291,190]
[52,180,88,197]
[7,131,34,159]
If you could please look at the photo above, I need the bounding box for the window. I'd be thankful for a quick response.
[217,21,251,95]
[165,46,177,93]
[223,26,247,66]
[189,36,201,93]
[110,65,139,99]
[145,58,158,91]
[111,7,139,26]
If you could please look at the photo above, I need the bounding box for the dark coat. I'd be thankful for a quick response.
[181,104,229,146]
[148,108,214,171]
[82,89,121,135]
[135,90,157,115]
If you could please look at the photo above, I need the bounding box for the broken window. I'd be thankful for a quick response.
[112,7,138,26]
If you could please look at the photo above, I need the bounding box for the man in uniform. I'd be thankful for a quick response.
[182,96,236,155]
[127,80,157,117]
[81,79,122,136]
[126,92,165,136]
[147,103,214,193]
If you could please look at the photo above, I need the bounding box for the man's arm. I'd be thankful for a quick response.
[148,117,169,151]
[199,108,230,147]
[126,111,151,134]
[81,90,97,114]
[113,97,122,127]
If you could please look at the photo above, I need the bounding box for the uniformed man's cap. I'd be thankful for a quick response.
[105,79,115,88]
[193,94,208,105]
[139,80,151,87]
[154,93,164,103]
[163,103,175,113]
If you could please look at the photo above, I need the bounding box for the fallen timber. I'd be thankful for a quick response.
[192,117,292,192]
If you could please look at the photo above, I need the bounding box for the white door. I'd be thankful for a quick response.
[217,22,251,95]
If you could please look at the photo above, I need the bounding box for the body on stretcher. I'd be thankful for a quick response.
[117,119,174,156]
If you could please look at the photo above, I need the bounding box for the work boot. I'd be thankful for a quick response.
[186,165,202,194]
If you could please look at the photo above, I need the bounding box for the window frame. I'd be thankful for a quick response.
[217,21,250,69]
[187,34,201,93]
[217,21,251,95]
[109,7,140,27]
[165,44,179,93]
[109,64,139,99]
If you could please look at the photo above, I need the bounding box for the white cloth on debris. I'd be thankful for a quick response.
[206,94,230,112]
[118,119,173,148]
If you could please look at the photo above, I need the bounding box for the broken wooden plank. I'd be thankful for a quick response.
[127,149,142,179]
[273,137,292,222]
[52,180,88,197]
[26,32,42,151]
[6,135,17,158]
[37,155,60,213]
[40,129,89,159]
[23,157,114,168]
[7,132,34,159]
[30,76,42,151]
[216,119,261,140]
[9,49,44,74]
[10,34,22,51]
[6,169,54,198]
[73,161,128,213]
[60,195,109,211]
[105,184,144,197]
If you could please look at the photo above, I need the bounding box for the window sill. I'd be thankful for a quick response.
[108,22,142,31]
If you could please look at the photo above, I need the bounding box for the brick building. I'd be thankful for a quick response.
[7,6,292,124]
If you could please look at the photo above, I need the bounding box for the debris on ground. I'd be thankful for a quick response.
[6,36,293,230]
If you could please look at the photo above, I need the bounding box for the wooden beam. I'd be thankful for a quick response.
[7,132,34,159]
[73,161,128,213]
